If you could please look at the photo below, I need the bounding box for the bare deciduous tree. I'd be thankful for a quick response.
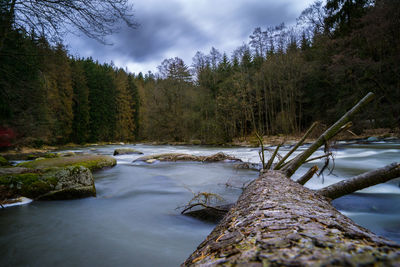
[0,0,138,50]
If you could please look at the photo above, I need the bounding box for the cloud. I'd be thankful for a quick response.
[65,0,316,74]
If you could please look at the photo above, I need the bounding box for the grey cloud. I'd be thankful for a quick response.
[65,0,315,73]
[110,9,208,62]
[230,1,299,40]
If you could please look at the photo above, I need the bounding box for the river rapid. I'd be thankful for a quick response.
[1,142,399,266]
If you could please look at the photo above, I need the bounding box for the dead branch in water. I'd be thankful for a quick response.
[318,162,400,200]
[296,165,319,185]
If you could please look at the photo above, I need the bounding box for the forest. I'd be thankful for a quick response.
[0,0,399,146]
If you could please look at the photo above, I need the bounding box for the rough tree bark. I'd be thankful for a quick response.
[183,171,400,266]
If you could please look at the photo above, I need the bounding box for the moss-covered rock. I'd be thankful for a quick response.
[1,152,59,161]
[17,154,116,171]
[0,156,10,166]
[0,166,95,201]
[36,166,95,200]
[113,148,143,156]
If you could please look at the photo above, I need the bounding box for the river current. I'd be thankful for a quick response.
[1,142,399,266]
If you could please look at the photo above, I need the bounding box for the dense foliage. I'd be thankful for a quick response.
[0,32,139,145]
[0,0,399,146]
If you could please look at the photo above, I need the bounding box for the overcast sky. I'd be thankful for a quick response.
[65,0,316,75]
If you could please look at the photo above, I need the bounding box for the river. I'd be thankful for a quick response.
[1,142,399,266]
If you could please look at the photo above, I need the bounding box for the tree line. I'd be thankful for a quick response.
[139,0,400,143]
[1,0,399,146]
[0,30,139,146]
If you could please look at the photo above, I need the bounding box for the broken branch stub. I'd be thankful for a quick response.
[296,165,319,185]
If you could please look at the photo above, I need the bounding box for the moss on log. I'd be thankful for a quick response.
[183,170,400,266]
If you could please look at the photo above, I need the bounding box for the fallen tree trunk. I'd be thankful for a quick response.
[182,92,400,265]
[183,170,400,266]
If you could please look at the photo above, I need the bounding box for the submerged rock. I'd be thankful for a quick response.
[113,148,143,156]
[367,136,379,142]
[183,204,234,223]
[133,152,241,163]
[234,162,262,171]
[0,166,95,201]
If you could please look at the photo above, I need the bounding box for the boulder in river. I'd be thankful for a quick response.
[0,165,95,201]
[133,152,241,163]
[113,148,143,156]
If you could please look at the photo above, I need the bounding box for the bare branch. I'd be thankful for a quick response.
[275,122,318,170]
[255,132,265,169]
[318,163,400,200]
[266,143,282,170]
[304,152,332,164]
[283,92,375,177]
[2,0,138,45]
[296,165,318,185]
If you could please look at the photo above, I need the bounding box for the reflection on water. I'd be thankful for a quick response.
[0,142,399,266]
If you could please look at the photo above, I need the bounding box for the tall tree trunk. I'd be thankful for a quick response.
[183,170,400,266]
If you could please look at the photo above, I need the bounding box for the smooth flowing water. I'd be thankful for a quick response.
[1,142,399,266]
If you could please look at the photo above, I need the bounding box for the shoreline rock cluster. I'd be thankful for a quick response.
[0,154,116,206]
